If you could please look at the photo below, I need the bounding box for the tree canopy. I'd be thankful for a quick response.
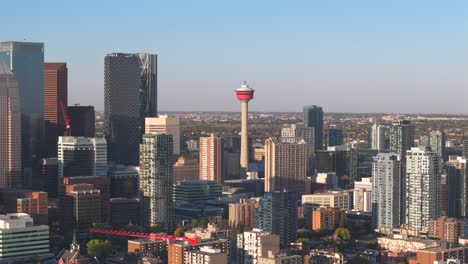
[86,239,111,261]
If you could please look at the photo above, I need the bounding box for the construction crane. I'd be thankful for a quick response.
[60,100,71,135]
[89,228,199,245]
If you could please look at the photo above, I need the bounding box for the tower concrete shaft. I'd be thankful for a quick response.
[240,100,249,172]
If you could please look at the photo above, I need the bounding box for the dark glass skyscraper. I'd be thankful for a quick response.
[104,53,157,165]
[68,105,95,137]
[326,128,343,147]
[0,42,45,182]
[303,105,324,151]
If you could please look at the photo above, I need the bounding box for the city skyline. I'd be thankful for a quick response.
[1,0,466,114]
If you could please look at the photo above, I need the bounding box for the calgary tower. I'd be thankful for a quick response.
[235,81,254,175]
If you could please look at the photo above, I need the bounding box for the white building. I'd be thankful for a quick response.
[237,228,280,264]
[57,136,107,177]
[406,147,442,232]
[0,213,49,260]
[372,153,402,229]
[353,177,372,212]
[315,172,338,190]
[183,246,227,264]
[301,191,350,210]
[370,123,387,151]
[145,116,181,154]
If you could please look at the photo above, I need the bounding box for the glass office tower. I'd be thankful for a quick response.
[104,53,157,165]
[0,42,45,183]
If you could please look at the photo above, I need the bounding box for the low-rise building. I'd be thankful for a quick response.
[257,251,302,264]
[302,191,350,210]
[0,213,50,261]
[183,246,227,264]
[312,206,346,231]
[378,235,439,253]
[415,242,467,264]
[428,216,464,243]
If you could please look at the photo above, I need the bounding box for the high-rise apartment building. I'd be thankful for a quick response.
[254,191,297,247]
[40,158,58,198]
[139,134,174,231]
[264,138,307,195]
[199,134,223,184]
[44,63,67,157]
[68,105,95,137]
[0,42,44,181]
[369,123,387,151]
[104,53,157,165]
[406,147,441,232]
[57,136,107,177]
[429,131,446,161]
[389,120,415,158]
[326,128,343,147]
[446,156,467,217]
[0,63,21,188]
[303,105,324,150]
[371,153,402,229]
[145,116,180,155]
[281,124,315,174]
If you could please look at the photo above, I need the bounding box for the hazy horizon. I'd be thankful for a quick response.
[2,0,467,114]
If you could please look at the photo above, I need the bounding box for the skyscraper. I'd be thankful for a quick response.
[281,124,315,174]
[406,147,441,232]
[104,53,157,165]
[371,153,402,229]
[44,63,67,157]
[326,128,343,147]
[429,131,446,162]
[145,116,180,155]
[139,134,174,231]
[264,138,307,195]
[463,139,468,158]
[303,105,324,151]
[389,120,415,158]
[254,191,297,247]
[57,136,107,177]
[199,134,223,184]
[447,156,467,217]
[0,64,21,188]
[0,42,45,181]
[369,123,387,151]
[68,105,95,137]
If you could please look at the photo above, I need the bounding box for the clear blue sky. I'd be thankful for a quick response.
[2,0,467,113]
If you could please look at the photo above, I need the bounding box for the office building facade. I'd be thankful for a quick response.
[145,116,180,155]
[0,63,21,188]
[326,128,343,147]
[0,42,45,182]
[44,62,67,157]
[57,136,107,177]
[68,105,95,137]
[303,105,324,150]
[104,53,157,165]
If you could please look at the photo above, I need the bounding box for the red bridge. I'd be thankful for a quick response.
[89,228,199,245]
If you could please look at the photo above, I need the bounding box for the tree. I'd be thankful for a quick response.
[150,224,163,233]
[86,239,111,261]
[333,227,351,241]
[173,224,183,236]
